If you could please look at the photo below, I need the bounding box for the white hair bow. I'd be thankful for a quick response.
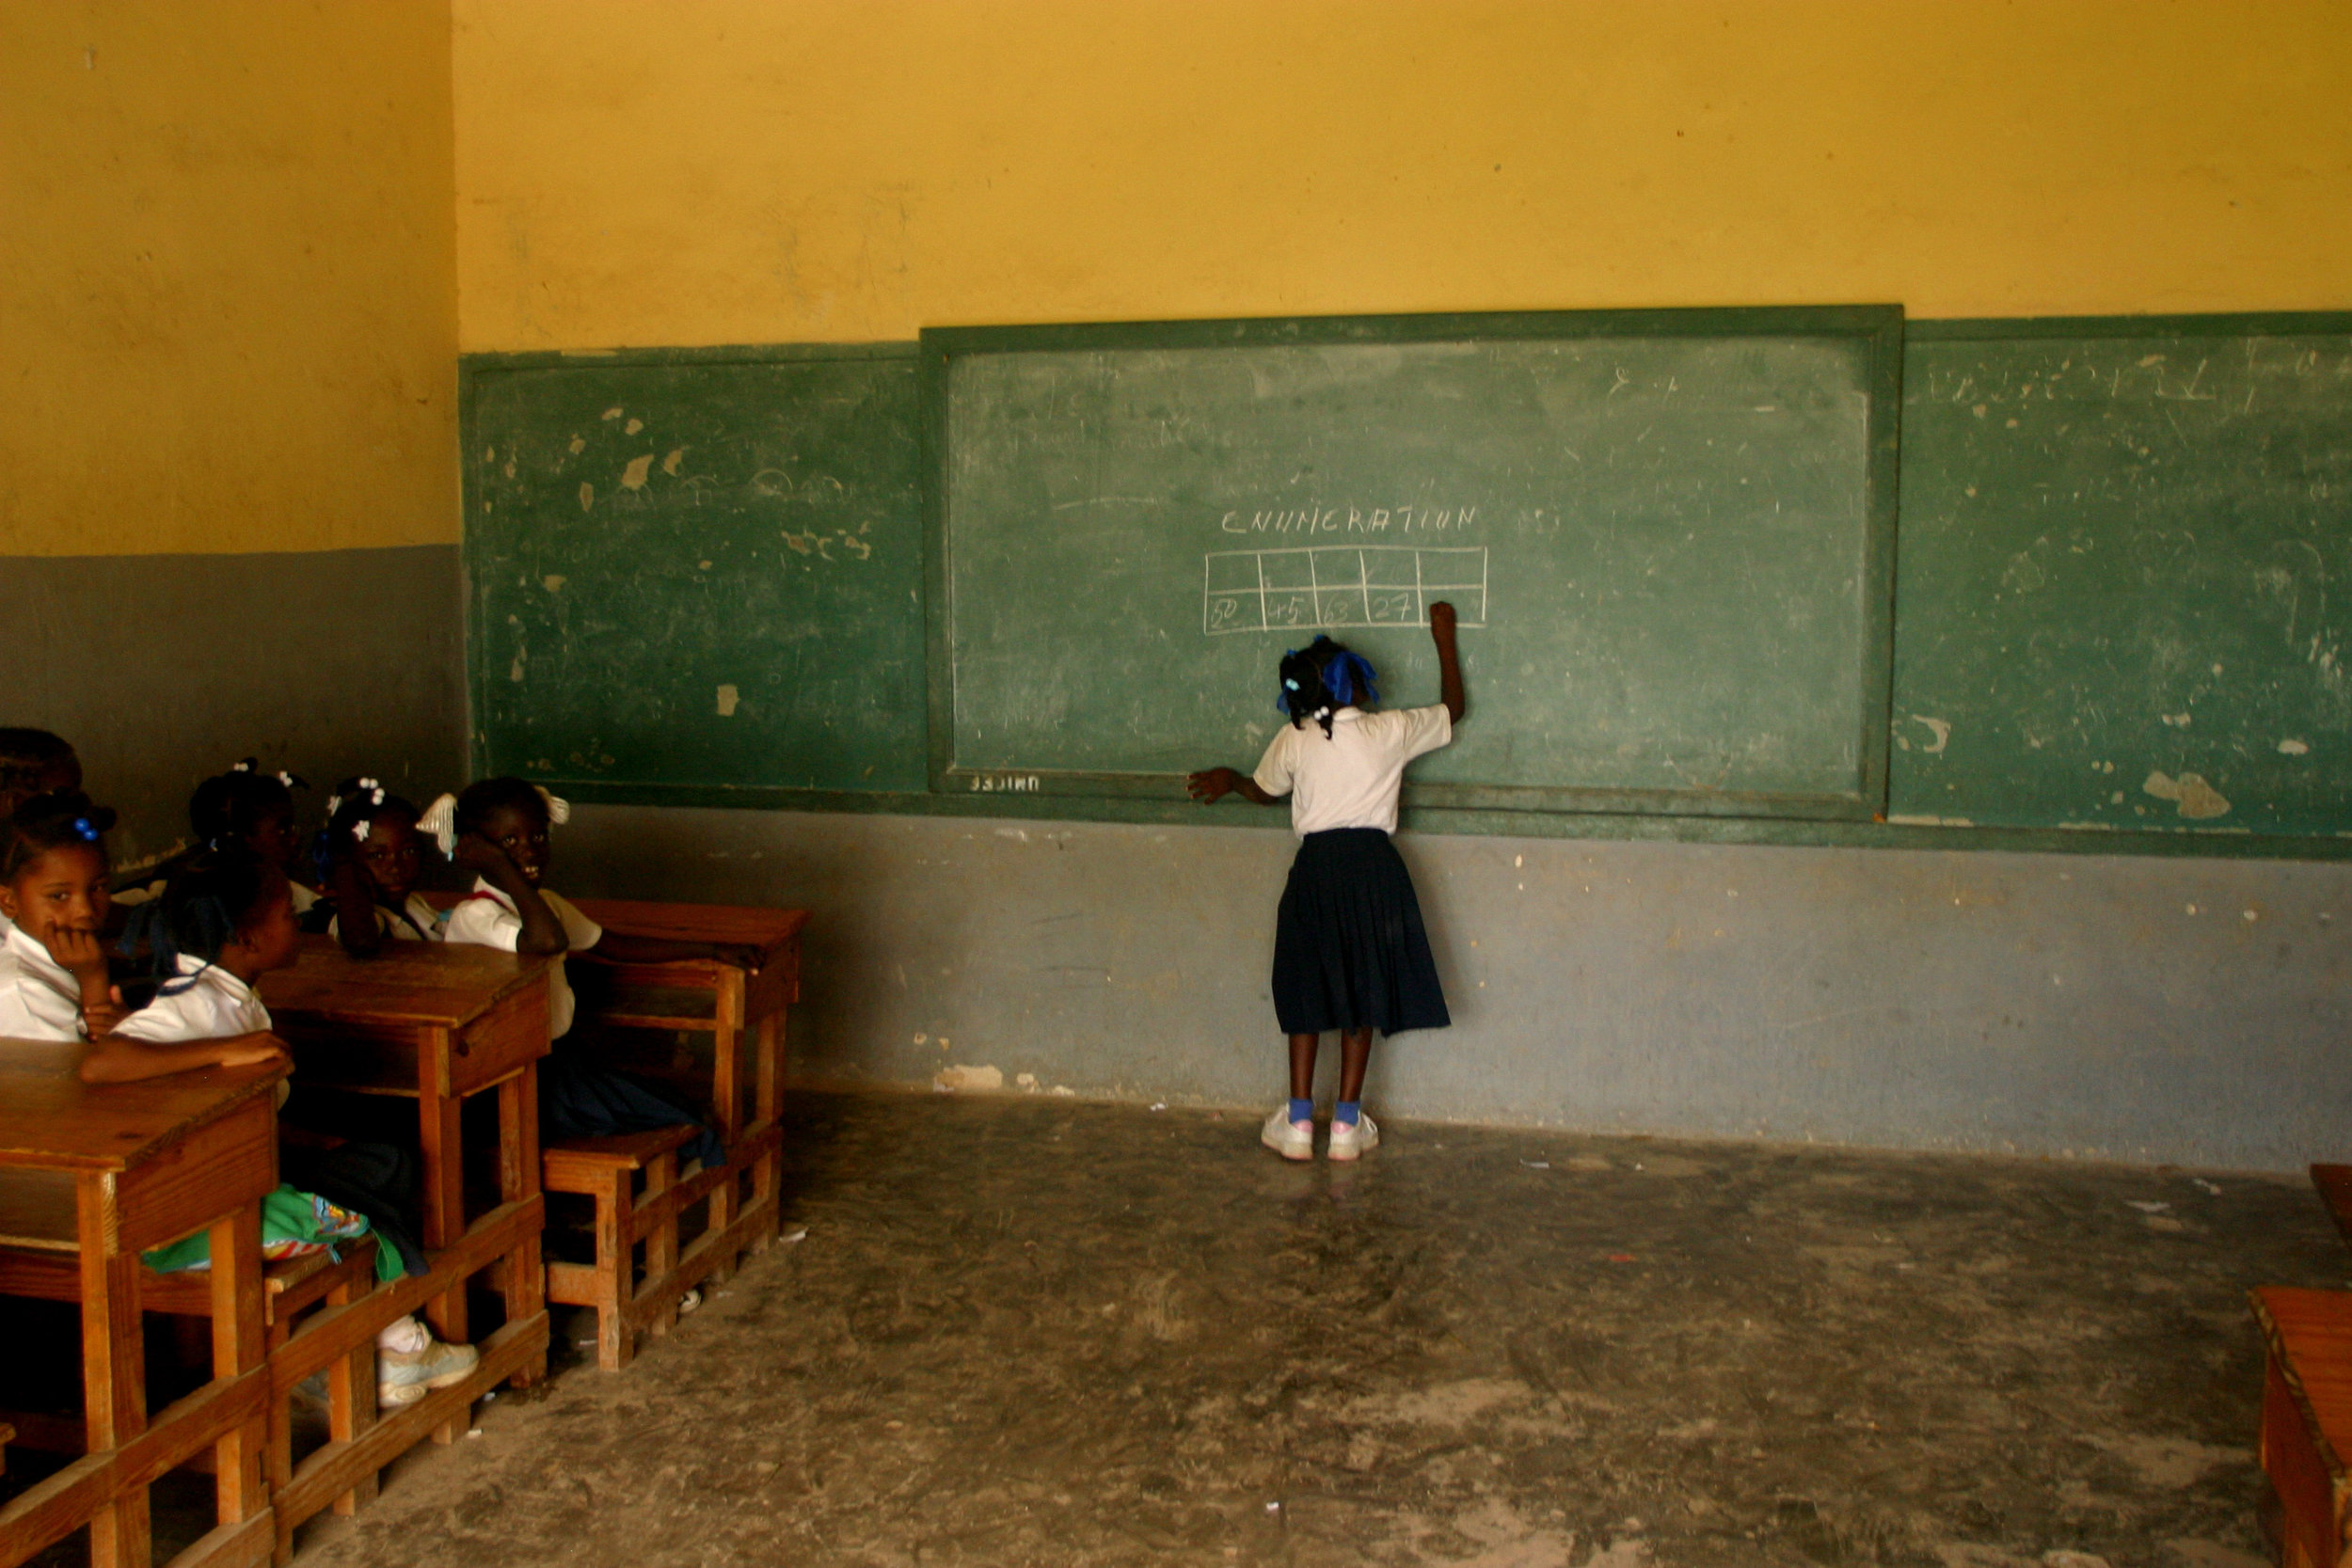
[535,787,571,826]
[419,793,459,857]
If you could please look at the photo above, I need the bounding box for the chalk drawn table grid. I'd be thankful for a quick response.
[1203,546,1488,636]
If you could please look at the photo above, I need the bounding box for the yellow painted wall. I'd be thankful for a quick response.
[453,0,2352,353]
[0,0,456,556]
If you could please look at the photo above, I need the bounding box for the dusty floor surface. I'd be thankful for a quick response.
[169,1095,2352,1563]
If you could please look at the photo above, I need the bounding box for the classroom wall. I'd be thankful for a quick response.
[453,2,2352,1168]
[561,806,2352,1174]
[452,0,2352,347]
[0,1,464,852]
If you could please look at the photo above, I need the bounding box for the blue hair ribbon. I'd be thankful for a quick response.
[1327,652,1378,707]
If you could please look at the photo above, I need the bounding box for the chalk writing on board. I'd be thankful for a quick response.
[967,773,1041,793]
[1218,505,1477,536]
[1202,547,1488,636]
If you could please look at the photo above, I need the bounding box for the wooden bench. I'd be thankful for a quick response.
[0,1241,381,1565]
[552,901,805,1369]
[2249,1286,2352,1568]
[543,1125,750,1369]
[2312,1165,2352,1250]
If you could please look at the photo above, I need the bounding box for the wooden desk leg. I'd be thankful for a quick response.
[324,1268,379,1520]
[79,1180,151,1568]
[752,1008,785,1247]
[206,1207,267,1536]
[706,974,745,1283]
[498,1064,547,1388]
[417,1029,469,1347]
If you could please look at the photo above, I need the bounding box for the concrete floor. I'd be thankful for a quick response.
[276,1090,2341,1568]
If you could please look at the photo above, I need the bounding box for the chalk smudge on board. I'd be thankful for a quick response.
[2279,738,2310,755]
[578,482,594,512]
[932,1064,1003,1094]
[542,575,565,593]
[2143,770,2232,819]
[716,684,739,717]
[662,449,685,476]
[1910,716,1951,754]
[567,436,586,454]
[620,454,654,491]
[624,418,644,436]
[601,406,623,421]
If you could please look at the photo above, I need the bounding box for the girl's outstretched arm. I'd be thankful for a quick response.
[79,1030,290,1085]
[1430,600,1466,723]
[593,930,764,971]
[1186,768,1284,806]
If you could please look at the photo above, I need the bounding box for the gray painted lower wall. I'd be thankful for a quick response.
[2,546,466,865]
[558,804,2352,1174]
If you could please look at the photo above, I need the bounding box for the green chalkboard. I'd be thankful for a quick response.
[1892,316,2352,837]
[462,346,925,795]
[925,309,1903,818]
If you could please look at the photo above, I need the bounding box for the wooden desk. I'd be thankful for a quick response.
[2250,1286,2352,1568]
[571,899,804,1247]
[0,1040,286,1568]
[257,939,550,1364]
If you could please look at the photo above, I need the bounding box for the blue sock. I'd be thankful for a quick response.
[1288,1097,1313,1124]
[1334,1100,1361,1127]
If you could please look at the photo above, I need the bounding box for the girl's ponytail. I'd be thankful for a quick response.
[1275,637,1377,739]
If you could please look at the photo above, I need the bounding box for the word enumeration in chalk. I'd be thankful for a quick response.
[1218,504,1479,536]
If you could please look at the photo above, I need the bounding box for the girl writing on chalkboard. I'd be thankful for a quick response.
[1187,601,1465,1161]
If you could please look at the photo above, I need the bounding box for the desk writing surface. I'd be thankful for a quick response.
[258,938,552,1030]
[0,1039,288,1172]
[566,899,807,953]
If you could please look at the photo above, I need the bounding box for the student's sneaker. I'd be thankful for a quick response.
[377,1338,481,1406]
[1260,1105,1314,1162]
[1327,1112,1380,1162]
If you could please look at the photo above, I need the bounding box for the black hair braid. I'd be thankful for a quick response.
[315,776,421,883]
[453,777,550,839]
[120,847,285,990]
[0,730,76,804]
[1279,636,1355,737]
[188,758,308,850]
[1,789,117,880]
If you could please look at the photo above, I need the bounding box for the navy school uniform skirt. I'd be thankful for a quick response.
[1271,828,1451,1037]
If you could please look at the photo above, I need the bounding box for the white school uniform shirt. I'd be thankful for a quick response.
[0,922,91,1040]
[1252,705,1454,837]
[114,955,273,1042]
[326,893,445,945]
[442,879,602,1039]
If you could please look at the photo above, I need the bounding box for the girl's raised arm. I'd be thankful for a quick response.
[1430,601,1465,723]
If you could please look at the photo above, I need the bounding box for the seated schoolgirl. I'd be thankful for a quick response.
[183,758,322,920]
[92,847,478,1407]
[0,790,134,1040]
[0,730,82,939]
[428,778,754,1166]
[319,779,442,956]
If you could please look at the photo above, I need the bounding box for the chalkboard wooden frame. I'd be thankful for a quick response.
[920,306,1907,820]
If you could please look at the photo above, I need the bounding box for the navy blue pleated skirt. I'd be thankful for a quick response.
[1271,828,1450,1037]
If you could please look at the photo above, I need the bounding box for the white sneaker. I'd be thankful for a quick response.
[378,1338,480,1406]
[1260,1105,1313,1162]
[1327,1113,1379,1162]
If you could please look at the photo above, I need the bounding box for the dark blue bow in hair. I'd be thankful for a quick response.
[1327,652,1378,707]
[71,817,97,843]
